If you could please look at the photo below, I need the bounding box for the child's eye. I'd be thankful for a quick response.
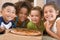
[31,15,33,17]
[12,12,15,14]
[24,13,27,15]
[49,10,53,13]
[19,12,22,14]
[7,10,10,12]
[44,11,47,14]
[36,15,39,17]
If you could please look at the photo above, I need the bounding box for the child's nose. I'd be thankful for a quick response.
[47,12,50,15]
[33,16,36,19]
[13,14,17,17]
[22,14,25,17]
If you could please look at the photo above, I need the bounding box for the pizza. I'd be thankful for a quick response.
[10,28,42,36]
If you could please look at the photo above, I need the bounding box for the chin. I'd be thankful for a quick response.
[8,19,13,21]
[33,22,37,24]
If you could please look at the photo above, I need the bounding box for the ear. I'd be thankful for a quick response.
[0,10,1,13]
[56,10,59,15]
[0,9,2,15]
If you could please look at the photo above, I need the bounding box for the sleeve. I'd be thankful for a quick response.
[40,20,45,32]
[27,22,32,29]
[12,22,15,28]
[0,17,2,26]
[27,21,37,30]
[11,17,18,28]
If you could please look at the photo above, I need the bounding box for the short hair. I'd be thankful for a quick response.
[2,2,16,10]
[30,6,43,18]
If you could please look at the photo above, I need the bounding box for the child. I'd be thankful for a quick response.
[43,2,60,40]
[27,6,44,34]
[14,1,32,28]
[0,2,16,31]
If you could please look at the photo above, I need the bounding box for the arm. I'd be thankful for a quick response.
[27,22,35,30]
[56,20,60,38]
[0,17,5,32]
[46,27,60,40]
[44,21,60,40]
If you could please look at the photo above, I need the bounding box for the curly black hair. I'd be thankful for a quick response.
[15,1,33,15]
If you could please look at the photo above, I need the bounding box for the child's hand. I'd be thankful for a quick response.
[44,21,52,29]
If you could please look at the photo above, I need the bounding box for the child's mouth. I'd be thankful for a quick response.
[46,15,53,19]
[7,16,13,20]
[8,17,12,19]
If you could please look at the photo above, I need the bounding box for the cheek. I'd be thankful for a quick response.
[44,15,47,19]
[53,13,57,16]
[19,14,27,17]
[30,17,34,20]
[24,14,27,18]
[53,14,57,19]
[18,14,27,20]
[44,13,47,17]
[18,14,21,18]
[2,13,8,17]
[12,14,16,18]
[36,17,40,21]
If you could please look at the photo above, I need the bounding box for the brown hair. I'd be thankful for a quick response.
[43,2,60,17]
[30,6,43,18]
[15,1,33,15]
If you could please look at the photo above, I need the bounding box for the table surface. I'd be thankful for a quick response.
[43,36,57,40]
[0,30,42,40]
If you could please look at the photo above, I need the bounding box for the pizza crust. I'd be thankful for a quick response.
[10,28,41,36]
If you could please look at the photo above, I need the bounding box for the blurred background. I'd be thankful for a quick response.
[0,0,60,15]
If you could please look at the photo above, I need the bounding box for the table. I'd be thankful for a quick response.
[0,30,42,40]
[43,36,57,40]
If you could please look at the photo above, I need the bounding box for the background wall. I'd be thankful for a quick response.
[0,0,19,10]
[34,0,45,8]
[0,0,45,9]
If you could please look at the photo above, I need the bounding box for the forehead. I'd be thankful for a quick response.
[19,7,28,14]
[20,7,28,11]
[31,10,40,15]
[44,5,55,11]
[2,6,15,11]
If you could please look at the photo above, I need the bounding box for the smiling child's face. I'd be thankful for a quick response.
[1,6,16,22]
[30,10,41,24]
[44,6,58,22]
[18,7,28,22]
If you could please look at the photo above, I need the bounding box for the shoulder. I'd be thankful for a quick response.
[27,21,37,30]
[40,20,44,25]
[27,21,36,28]
[56,17,60,29]
[27,21,34,26]
[13,17,18,22]
[0,16,3,22]
[56,18,60,32]
[56,17,60,21]
[56,17,60,24]
[0,16,3,20]
[56,18,60,25]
